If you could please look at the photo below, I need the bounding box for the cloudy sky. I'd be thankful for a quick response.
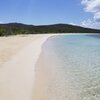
[0,0,100,29]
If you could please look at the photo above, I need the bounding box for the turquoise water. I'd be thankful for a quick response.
[39,34,100,100]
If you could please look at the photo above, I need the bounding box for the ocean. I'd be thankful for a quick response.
[34,34,100,100]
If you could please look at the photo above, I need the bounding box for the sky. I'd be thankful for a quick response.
[0,0,100,29]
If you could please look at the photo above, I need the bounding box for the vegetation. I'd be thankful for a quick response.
[0,23,100,36]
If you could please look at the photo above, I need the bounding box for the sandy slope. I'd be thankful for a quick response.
[0,34,54,100]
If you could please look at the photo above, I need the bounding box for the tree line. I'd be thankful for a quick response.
[0,23,100,36]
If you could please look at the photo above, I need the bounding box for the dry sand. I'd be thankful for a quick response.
[0,34,45,66]
[0,34,55,100]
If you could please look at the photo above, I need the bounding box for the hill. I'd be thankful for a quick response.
[0,23,100,36]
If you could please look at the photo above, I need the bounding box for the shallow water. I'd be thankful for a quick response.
[34,34,100,100]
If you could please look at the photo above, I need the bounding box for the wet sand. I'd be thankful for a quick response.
[33,34,100,100]
[33,36,77,100]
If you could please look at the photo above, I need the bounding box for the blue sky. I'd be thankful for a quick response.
[0,0,100,29]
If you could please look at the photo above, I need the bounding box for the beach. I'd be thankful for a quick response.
[0,34,100,100]
[0,34,47,66]
[0,34,54,100]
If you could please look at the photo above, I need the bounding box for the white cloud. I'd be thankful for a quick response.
[69,22,77,26]
[81,0,100,21]
[81,0,100,29]
[94,11,100,21]
[81,19,100,29]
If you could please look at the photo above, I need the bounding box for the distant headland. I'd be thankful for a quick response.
[0,23,100,36]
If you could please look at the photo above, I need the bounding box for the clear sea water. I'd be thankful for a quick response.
[38,34,100,100]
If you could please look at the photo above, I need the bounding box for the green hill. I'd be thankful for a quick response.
[0,23,100,36]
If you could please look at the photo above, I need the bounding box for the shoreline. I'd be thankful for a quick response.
[0,34,99,100]
[0,34,55,100]
[0,34,50,66]
[33,34,100,100]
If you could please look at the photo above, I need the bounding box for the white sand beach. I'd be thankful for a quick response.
[0,34,46,66]
[0,34,54,100]
[0,34,100,100]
